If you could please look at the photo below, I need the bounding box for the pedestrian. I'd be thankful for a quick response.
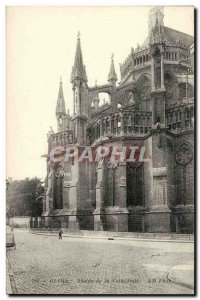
[58,230,63,240]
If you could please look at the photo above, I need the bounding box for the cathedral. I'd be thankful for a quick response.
[41,7,194,233]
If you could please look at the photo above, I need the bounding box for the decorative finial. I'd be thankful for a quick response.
[95,79,97,86]
[108,53,117,83]
[60,76,62,83]
[77,31,80,39]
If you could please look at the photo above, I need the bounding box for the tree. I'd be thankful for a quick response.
[6,177,44,218]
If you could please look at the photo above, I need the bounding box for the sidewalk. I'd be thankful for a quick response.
[6,251,18,294]
[6,256,12,294]
[168,264,194,290]
[29,229,194,243]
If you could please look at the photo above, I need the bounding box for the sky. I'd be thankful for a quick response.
[6,6,194,180]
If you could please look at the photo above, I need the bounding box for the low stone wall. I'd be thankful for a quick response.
[30,228,194,241]
[10,216,30,229]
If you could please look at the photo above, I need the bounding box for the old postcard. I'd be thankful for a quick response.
[6,6,195,295]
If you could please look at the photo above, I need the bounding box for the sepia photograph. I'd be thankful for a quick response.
[6,5,195,295]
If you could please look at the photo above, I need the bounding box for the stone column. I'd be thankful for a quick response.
[151,56,155,90]
[61,172,70,229]
[114,115,118,134]
[161,52,164,89]
[120,114,124,135]
[108,117,112,135]
[68,182,79,227]
[38,217,41,228]
[93,162,104,231]
[100,120,103,138]
[95,126,98,140]
[118,163,127,207]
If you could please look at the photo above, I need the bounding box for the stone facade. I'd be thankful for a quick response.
[41,7,194,233]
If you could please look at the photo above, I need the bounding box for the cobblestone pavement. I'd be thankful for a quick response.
[7,230,194,295]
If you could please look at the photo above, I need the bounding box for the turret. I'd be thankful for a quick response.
[56,77,66,132]
[65,109,71,130]
[71,32,89,145]
[148,7,164,33]
[148,7,166,126]
[70,32,88,117]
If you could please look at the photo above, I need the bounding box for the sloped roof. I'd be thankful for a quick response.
[143,26,194,47]
[163,26,194,45]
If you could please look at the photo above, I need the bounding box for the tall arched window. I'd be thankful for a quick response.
[172,112,177,130]
[107,168,114,206]
[127,163,144,207]
[177,110,181,128]
[134,114,139,133]
[178,82,194,100]
[178,83,186,99]
[106,163,120,207]
[175,143,193,205]
[123,114,128,133]
[185,108,190,127]
[167,113,172,130]
[53,165,64,209]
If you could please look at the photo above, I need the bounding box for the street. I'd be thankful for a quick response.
[7,230,194,295]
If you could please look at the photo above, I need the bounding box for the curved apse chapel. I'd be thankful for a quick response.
[39,7,194,234]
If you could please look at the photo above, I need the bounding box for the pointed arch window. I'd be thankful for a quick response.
[172,112,177,130]
[134,114,139,133]
[127,163,144,207]
[177,110,181,128]
[176,143,193,205]
[123,114,128,133]
[53,165,64,209]
[167,113,172,130]
[185,108,190,127]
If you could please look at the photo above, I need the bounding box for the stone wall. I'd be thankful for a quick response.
[10,217,30,229]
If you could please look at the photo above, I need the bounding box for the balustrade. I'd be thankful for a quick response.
[48,130,74,150]
[166,105,194,132]
[120,43,190,80]
[120,48,151,79]
[89,112,152,144]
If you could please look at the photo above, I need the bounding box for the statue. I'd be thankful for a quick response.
[68,133,73,144]
[47,127,54,140]
[128,91,134,104]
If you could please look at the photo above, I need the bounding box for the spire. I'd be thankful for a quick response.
[108,54,117,84]
[56,77,66,115]
[70,32,88,83]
